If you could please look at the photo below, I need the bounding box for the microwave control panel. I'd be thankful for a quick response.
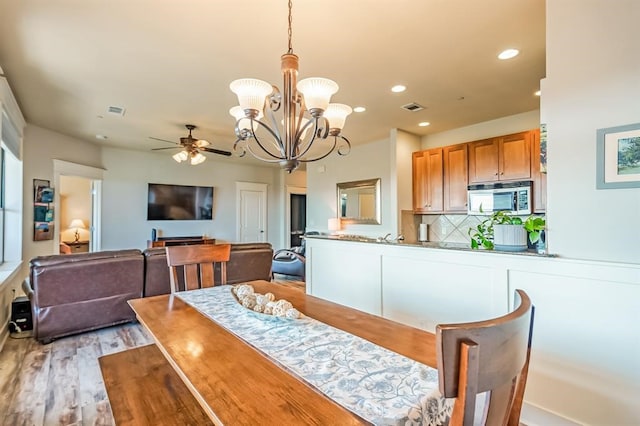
[517,189,530,210]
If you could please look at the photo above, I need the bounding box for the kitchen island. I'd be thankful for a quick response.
[304,234,640,425]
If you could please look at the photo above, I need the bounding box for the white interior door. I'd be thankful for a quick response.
[236,182,267,242]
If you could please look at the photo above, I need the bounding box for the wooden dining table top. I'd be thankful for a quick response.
[128,280,438,425]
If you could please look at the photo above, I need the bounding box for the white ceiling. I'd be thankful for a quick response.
[0,0,545,165]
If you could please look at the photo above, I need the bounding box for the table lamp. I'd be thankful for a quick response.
[69,218,86,243]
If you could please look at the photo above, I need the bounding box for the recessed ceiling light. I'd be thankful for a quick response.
[353,106,366,113]
[418,122,430,127]
[498,48,519,60]
[534,90,541,96]
[96,134,108,140]
[391,85,406,93]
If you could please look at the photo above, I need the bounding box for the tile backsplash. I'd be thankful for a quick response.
[401,211,483,245]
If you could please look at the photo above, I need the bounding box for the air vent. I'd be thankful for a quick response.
[401,102,425,112]
[107,105,126,117]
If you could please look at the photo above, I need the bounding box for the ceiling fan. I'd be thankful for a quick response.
[150,124,232,165]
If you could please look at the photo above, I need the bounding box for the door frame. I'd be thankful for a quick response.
[285,185,306,247]
[235,181,268,242]
[53,160,104,252]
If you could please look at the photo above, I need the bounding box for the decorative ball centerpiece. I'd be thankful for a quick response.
[232,284,302,319]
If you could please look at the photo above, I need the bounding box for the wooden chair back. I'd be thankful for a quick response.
[436,289,534,426]
[165,244,231,292]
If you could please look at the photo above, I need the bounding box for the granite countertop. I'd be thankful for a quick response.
[305,234,556,257]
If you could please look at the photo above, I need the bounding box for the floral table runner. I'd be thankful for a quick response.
[177,286,452,425]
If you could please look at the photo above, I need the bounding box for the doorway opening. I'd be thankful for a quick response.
[289,193,306,247]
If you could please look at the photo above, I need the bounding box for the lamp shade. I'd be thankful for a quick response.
[230,79,272,112]
[190,152,206,165]
[297,77,338,112]
[173,150,188,162]
[69,219,86,229]
[230,106,263,132]
[328,217,341,232]
[324,103,352,130]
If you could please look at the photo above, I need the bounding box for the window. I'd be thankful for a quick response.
[0,148,4,263]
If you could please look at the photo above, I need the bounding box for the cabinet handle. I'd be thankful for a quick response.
[500,172,504,175]
[494,172,498,176]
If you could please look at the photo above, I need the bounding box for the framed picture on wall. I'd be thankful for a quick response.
[596,122,640,189]
[34,221,54,241]
[33,178,55,241]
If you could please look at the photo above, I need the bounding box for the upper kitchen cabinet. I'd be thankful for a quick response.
[530,128,547,212]
[443,144,468,212]
[413,148,443,213]
[468,131,531,183]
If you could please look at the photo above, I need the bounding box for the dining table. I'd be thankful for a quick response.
[128,280,450,425]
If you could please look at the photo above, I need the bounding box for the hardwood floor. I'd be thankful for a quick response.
[0,322,153,426]
[0,280,304,426]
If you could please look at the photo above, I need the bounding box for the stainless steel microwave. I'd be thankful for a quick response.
[467,181,532,215]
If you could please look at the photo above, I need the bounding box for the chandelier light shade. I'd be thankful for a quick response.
[296,78,339,113]
[230,79,274,113]
[324,103,353,131]
[229,0,352,173]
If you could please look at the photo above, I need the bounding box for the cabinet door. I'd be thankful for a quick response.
[499,131,531,180]
[426,148,444,212]
[412,148,443,213]
[412,151,428,212]
[444,144,468,212]
[468,138,499,183]
[530,129,547,212]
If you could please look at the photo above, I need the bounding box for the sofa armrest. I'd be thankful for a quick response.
[273,249,305,263]
[22,278,34,299]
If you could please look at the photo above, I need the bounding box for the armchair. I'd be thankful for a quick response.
[272,232,318,281]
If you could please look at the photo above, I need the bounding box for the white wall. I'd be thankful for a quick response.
[422,110,540,148]
[100,147,283,250]
[543,0,640,264]
[306,138,394,237]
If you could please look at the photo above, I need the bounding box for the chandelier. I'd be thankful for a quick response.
[229,0,352,173]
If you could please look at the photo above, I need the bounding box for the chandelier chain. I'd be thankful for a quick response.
[287,0,293,54]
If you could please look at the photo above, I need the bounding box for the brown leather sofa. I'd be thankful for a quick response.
[143,242,274,296]
[25,249,144,344]
[24,243,274,343]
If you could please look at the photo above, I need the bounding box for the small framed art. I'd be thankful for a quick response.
[596,122,640,189]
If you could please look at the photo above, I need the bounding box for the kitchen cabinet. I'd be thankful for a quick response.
[468,131,531,183]
[443,144,468,212]
[412,148,443,213]
[530,128,546,212]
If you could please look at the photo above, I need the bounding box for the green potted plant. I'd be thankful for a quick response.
[524,215,546,252]
[469,211,545,252]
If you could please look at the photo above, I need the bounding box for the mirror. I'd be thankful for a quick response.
[337,178,381,224]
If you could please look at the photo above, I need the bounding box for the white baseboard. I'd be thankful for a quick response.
[521,402,583,426]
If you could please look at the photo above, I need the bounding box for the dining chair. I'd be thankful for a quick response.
[436,289,534,426]
[165,244,231,292]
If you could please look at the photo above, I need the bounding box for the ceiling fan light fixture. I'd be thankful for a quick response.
[190,152,206,165]
[173,150,188,163]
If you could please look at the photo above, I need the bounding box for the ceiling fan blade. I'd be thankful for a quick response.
[151,147,181,151]
[149,136,180,145]
[202,147,232,157]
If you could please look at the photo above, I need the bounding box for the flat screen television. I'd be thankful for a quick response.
[147,183,213,220]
